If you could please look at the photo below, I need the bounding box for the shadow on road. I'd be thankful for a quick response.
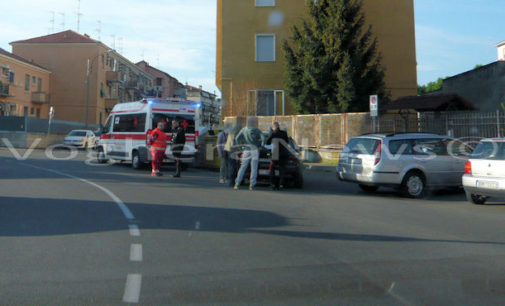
[1,196,503,246]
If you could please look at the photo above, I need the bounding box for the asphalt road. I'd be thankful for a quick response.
[1,148,505,305]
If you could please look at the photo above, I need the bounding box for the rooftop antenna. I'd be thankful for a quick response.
[118,37,123,54]
[75,0,83,33]
[49,11,55,34]
[96,20,101,41]
[110,34,116,50]
[59,12,65,30]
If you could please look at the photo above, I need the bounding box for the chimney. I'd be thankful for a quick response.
[84,34,90,38]
[199,85,203,91]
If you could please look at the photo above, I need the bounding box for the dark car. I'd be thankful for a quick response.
[240,135,304,188]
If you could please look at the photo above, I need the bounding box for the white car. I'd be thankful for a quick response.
[463,139,505,205]
[64,130,97,149]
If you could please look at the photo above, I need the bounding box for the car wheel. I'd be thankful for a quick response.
[359,184,379,193]
[294,173,304,189]
[402,171,426,198]
[466,191,487,205]
[97,147,108,164]
[132,151,143,170]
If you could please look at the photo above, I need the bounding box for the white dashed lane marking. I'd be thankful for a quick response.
[123,274,142,303]
[19,163,143,304]
[129,225,141,237]
[130,244,143,262]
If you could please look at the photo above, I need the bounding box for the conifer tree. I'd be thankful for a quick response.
[283,0,388,114]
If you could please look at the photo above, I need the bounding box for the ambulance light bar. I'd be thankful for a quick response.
[141,98,202,108]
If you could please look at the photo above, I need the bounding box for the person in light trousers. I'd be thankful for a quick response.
[234,117,264,191]
[217,123,231,184]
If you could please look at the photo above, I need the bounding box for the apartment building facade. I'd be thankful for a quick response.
[216,0,418,117]
[136,61,185,98]
[0,48,51,118]
[11,30,154,125]
[186,84,221,125]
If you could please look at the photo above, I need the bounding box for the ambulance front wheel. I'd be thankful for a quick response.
[132,150,144,170]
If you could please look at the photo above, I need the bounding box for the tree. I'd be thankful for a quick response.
[417,78,443,95]
[282,0,387,114]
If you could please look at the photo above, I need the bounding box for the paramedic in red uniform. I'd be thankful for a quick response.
[149,122,168,177]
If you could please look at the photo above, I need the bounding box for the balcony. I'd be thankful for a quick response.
[31,92,49,104]
[0,82,10,97]
[105,95,120,109]
[106,71,120,84]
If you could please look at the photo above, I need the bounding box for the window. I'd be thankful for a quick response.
[343,138,380,155]
[23,106,28,116]
[112,113,147,133]
[1,68,8,77]
[388,139,413,155]
[25,74,30,91]
[37,78,42,92]
[256,90,275,116]
[103,116,113,133]
[256,34,275,62]
[36,108,40,118]
[256,0,275,6]
[30,107,34,115]
[152,113,196,134]
[100,83,105,98]
[9,71,14,83]
[156,78,163,86]
[413,138,447,156]
[32,76,36,85]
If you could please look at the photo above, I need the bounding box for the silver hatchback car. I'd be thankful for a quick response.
[336,133,470,198]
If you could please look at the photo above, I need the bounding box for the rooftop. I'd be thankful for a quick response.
[384,94,477,112]
[0,48,50,72]
[10,30,98,45]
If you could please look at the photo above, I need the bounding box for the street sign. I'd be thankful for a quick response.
[370,95,379,117]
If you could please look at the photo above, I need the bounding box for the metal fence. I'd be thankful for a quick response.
[377,111,505,139]
[0,116,100,134]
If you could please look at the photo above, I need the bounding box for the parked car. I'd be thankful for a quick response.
[239,135,304,188]
[463,139,505,205]
[64,130,97,149]
[337,133,471,198]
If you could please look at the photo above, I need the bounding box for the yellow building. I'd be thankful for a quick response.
[216,0,418,117]
[0,48,51,118]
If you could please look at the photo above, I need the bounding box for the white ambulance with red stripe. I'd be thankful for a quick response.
[96,98,201,169]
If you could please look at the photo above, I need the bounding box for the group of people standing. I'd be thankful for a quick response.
[217,118,291,191]
[149,119,186,178]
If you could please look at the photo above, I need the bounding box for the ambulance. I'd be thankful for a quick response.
[96,98,202,169]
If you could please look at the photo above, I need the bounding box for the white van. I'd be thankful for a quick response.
[96,98,201,169]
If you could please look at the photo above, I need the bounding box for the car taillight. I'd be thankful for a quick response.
[464,161,472,175]
[374,140,382,166]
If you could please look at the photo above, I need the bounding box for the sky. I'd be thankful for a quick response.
[0,0,504,94]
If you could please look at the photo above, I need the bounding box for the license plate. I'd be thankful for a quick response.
[476,180,499,189]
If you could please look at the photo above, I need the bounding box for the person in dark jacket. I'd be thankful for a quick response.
[171,120,186,178]
[266,122,290,190]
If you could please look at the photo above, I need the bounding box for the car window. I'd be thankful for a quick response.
[343,138,380,155]
[68,131,86,137]
[388,139,413,155]
[113,113,147,133]
[413,138,447,156]
[446,139,473,156]
[152,113,195,134]
[471,142,505,160]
